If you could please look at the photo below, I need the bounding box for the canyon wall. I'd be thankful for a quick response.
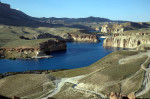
[62,33,99,42]
[101,24,124,33]
[103,32,150,49]
[101,22,148,33]
[39,39,66,54]
[0,39,66,59]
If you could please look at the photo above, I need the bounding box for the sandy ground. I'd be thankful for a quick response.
[0,74,54,98]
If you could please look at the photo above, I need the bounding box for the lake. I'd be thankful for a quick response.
[0,38,115,73]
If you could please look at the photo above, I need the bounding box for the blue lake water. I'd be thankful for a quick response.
[0,38,115,73]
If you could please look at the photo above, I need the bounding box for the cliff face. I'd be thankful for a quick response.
[101,24,124,33]
[101,22,148,33]
[103,32,150,49]
[33,33,99,42]
[39,39,66,54]
[0,39,66,59]
[62,33,99,42]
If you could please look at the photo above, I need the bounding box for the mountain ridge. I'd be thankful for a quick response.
[0,2,127,27]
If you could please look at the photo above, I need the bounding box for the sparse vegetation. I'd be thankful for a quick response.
[0,74,55,98]
[51,50,148,97]
[0,25,88,48]
[50,50,140,78]
[53,83,96,99]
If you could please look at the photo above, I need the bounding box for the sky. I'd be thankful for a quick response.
[1,0,150,22]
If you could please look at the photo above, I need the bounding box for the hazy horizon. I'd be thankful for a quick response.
[1,0,150,22]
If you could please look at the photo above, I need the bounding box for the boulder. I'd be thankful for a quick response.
[128,92,136,99]
[110,92,117,99]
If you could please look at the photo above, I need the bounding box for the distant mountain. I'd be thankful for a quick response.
[0,2,32,20]
[0,2,55,27]
[0,2,127,27]
[37,16,127,24]
[38,16,111,23]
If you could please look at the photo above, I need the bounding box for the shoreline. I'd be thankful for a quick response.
[0,69,69,79]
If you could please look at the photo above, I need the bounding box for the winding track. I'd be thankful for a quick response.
[136,58,150,97]
[42,51,150,99]
[119,51,150,97]
[41,67,107,99]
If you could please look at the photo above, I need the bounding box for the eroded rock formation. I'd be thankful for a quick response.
[62,33,99,42]
[0,39,66,59]
[128,92,136,99]
[101,24,124,33]
[109,92,135,99]
[103,32,150,49]
[33,33,99,42]
[101,22,149,33]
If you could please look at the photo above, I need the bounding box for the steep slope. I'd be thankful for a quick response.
[0,2,32,20]
[0,2,54,27]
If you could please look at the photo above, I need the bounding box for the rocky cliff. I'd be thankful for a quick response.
[101,24,124,33]
[0,39,66,59]
[101,22,149,33]
[103,32,150,49]
[62,33,99,42]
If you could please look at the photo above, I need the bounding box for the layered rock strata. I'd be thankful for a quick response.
[0,39,66,59]
[103,32,150,49]
[62,33,99,42]
[101,24,124,33]
[101,22,148,33]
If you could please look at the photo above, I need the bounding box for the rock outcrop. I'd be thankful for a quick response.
[39,39,66,54]
[103,32,150,49]
[101,24,124,33]
[101,22,149,33]
[32,33,99,42]
[32,33,63,40]
[109,92,118,99]
[62,33,99,42]
[109,92,135,99]
[0,39,66,59]
[128,92,136,99]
